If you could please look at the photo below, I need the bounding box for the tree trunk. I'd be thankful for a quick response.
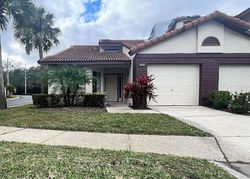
[0,35,7,109]
[39,45,46,93]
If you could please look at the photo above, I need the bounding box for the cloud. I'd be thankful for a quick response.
[1,0,250,67]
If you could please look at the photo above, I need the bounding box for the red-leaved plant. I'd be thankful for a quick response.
[124,75,156,108]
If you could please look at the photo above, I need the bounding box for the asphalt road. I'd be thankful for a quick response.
[7,95,32,107]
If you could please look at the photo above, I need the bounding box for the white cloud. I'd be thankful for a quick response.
[1,0,250,66]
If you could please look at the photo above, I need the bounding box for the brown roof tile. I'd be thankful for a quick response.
[120,40,145,48]
[99,39,145,49]
[38,45,131,64]
[130,10,250,54]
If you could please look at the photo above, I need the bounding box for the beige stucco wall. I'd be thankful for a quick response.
[140,28,197,54]
[197,21,224,53]
[139,20,250,54]
[224,28,250,53]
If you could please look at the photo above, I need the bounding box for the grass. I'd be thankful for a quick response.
[0,141,234,179]
[0,105,210,136]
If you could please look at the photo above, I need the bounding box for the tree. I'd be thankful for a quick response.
[47,65,91,106]
[3,66,42,94]
[27,66,41,94]
[0,36,6,109]
[0,0,35,109]
[14,7,61,93]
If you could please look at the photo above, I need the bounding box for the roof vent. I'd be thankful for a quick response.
[202,36,220,46]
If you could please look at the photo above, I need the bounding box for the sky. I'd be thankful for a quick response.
[1,0,250,67]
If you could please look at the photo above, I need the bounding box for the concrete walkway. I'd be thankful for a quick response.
[150,106,250,178]
[0,126,224,161]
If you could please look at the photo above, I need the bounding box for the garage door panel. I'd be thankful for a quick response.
[219,65,250,93]
[148,65,200,105]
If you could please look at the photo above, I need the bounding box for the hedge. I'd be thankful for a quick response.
[229,92,250,114]
[32,94,106,108]
[208,91,231,109]
[208,91,250,114]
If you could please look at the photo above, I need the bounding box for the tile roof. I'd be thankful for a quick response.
[38,45,131,64]
[130,10,250,55]
[235,8,250,18]
[99,39,145,49]
[120,40,145,49]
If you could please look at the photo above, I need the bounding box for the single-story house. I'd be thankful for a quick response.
[38,9,250,106]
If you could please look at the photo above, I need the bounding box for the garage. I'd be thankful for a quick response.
[219,65,250,93]
[147,64,200,105]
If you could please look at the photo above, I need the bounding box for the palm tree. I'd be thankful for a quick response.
[14,7,61,93]
[14,7,61,59]
[47,65,91,106]
[0,0,34,109]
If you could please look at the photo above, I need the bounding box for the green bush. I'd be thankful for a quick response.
[32,93,106,108]
[32,94,48,108]
[208,91,231,109]
[84,94,106,107]
[47,94,63,107]
[229,92,250,114]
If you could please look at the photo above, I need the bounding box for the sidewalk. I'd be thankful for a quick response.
[0,126,224,161]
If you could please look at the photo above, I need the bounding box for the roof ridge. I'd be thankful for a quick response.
[41,45,100,61]
[129,10,250,54]
[49,45,74,58]
[72,45,99,47]
[235,8,250,18]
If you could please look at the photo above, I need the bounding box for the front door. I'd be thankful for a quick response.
[105,74,123,102]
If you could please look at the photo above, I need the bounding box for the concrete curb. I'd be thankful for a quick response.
[6,96,20,101]
[211,161,250,179]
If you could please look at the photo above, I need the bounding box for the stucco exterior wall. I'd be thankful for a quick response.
[139,20,250,54]
[197,21,224,53]
[224,28,250,53]
[140,28,197,54]
[48,82,61,94]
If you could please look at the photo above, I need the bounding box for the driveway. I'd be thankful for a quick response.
[7,95,32,107]
[150,105,250,178]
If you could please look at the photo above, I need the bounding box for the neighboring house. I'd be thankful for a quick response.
[38,9,250,106]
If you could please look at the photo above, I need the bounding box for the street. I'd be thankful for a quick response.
[7,95,32,108]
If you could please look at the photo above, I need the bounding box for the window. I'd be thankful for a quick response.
[202,36,220,46]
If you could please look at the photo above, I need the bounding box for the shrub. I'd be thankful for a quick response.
[84,94,106,107]
[229,92,250,114]
[32,94,48,108]
[124,75,156,109]
[208,91,231,109]
[6,84,16,95]
[47,94,63,107]
[32,93,106,108]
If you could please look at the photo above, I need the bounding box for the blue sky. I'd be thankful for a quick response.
[82,0,102,22]
[1,0,250,67]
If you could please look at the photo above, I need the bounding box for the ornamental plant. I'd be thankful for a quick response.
[229,92,250,114]
[124,75,156,108]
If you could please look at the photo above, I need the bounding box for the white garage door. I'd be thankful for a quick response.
[219,65,250,93]
[148,64,200,105]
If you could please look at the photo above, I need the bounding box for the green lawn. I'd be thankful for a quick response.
[0,105,209,136]
[0,141,233,179]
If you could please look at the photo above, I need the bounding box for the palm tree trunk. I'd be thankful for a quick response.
[39,45,46,93]
[38,45,43,60]
[0,35,7,109]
